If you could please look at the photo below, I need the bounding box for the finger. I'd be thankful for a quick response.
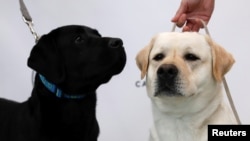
[171,15,179,23]
[191,24,201,32]
[191,19,205,32]
[176,14,187,27]
[182,21,193,32]
[182,26,190,32]
[171,5,185,22]
[171,1,187,22]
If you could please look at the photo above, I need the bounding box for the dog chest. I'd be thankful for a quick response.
[152,117,206,141]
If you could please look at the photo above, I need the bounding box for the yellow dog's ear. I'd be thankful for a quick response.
[206,36,235,82]
[136,37,156,79]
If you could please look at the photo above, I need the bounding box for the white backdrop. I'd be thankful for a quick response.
[1,0,250,141]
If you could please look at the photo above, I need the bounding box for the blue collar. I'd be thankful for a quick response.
[39,74,86,99]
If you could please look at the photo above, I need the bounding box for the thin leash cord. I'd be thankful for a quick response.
[172,21,241,124]
[19,0,40,42]
[19,0,39,86]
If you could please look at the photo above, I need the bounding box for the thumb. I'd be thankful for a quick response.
[171,2,187,22]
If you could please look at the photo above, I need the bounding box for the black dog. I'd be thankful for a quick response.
[0,25,126,141]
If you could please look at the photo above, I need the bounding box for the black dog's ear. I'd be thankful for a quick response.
[27,34,65,84]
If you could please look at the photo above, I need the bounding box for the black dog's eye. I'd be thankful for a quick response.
[153,53,165,61]
[184,53,200,61]
[75,36,85,44]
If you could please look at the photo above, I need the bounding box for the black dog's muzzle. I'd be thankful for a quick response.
[108,38,123,48]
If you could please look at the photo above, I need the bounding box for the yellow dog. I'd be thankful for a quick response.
[136,32,237,141]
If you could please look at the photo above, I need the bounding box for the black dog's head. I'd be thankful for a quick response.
[28,25,126,94]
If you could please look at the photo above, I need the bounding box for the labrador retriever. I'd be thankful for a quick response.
[0,25,126,141]
[136,32,237,141]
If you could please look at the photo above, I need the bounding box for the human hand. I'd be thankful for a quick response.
[171,0,214,32]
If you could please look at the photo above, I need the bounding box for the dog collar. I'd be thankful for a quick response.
[39,74,86,99]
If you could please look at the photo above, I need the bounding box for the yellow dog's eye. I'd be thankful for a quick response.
[153,53,165,61]
[184,53,200,61]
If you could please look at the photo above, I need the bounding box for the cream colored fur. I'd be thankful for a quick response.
[136,32,237,141]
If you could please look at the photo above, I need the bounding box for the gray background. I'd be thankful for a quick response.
[1,0,249,141]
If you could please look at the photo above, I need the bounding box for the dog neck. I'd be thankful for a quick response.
[149,85,227,141]
[38,74,87,99]
[29,74,99,138]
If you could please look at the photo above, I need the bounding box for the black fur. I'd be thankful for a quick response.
[0,25,126,141]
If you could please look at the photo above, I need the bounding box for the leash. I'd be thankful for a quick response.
[19,0,86,100]
[19,0,39,85]
[19,0,40,42]
[172,20,241,124]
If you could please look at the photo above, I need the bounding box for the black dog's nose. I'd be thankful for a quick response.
[108,38,123,48]
[157,64,178,80]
